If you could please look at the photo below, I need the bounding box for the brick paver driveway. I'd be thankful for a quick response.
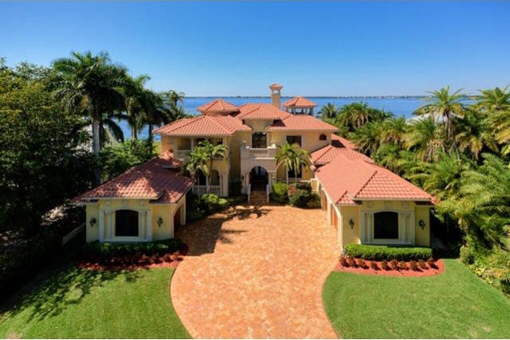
[171,205,340,338]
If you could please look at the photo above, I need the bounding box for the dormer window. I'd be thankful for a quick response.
[319,134,327,141]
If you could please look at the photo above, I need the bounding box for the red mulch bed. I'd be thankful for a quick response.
[334,259,445,277]
[76,254,185,272]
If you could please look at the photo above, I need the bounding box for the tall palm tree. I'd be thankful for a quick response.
[52,51,129,185]
[184,140,226,193]
[414,86,465,146]
[405,116,446,162]
[123,74,151,140]
[275,143,311,185]
[165,90,185,106]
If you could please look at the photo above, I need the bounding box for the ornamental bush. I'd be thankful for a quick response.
[271,182,288,203]
[344,244,433,261]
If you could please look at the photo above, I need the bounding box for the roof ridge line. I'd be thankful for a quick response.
[207,116,233,134]
[352,167,378,198]
[155,117,198,134]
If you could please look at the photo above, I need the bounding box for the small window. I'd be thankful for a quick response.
[286,135,302,147]
[115,210,139,237]
[319,134,327,141]
[374,212,399,239]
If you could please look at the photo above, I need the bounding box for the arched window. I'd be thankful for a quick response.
[115,210,139,237]
[374,212,398,239]
[319,134,327,141]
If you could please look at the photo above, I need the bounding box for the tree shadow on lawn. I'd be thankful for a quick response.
[178,206,271,256]
[0,263,146,322]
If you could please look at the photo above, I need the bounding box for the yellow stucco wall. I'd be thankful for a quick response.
[85,198,184,243]
[415,206,431,246]
[339,206,361,246]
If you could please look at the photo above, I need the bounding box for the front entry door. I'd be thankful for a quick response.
[252,132,267,148]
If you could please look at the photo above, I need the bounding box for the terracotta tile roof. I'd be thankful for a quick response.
[266,115,338,132]
[311,145,373,165]
[75,155,193,202]
[331,134,357,149]
[316,155,434,205]
[197,99,239,115]
[154,115,250,136]
[282,96,317,108]
[237,103,291,120]
[269,83,283,90]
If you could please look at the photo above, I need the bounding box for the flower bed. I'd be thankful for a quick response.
[336,256,444,277]
[76,239,188,271]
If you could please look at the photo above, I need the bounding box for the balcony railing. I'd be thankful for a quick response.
[192,185,221,196]
[241,146,277,160]
[175,149,228,161]
[176,149,191,160]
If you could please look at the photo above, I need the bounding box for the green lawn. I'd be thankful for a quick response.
[0,266,190,338]
[323,259,510,338]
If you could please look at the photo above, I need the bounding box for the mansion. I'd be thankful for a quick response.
[75,84,434,249]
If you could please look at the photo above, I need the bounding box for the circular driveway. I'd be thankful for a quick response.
[171,205,340,338]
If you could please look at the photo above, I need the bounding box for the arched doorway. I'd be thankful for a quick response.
[250,166,268,191]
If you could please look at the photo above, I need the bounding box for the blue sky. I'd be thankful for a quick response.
[1,2,508,96]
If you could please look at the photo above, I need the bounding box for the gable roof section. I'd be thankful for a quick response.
[197,99,239,115]
[75,154,193,203]
[316,155,434,205]
[282,96,317,108]
[154,115,250,136]
[331,134,357,149]
[236,103,291,120]
[266,115,338,132]
[311,145,373,165]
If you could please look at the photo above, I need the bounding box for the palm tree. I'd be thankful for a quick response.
[165,90,185,106]
[184,140,226,194]
[477,85,510,112]
[275,143,311,185]
[477,86,510,156]
[414,86,465,146]
[381,116,407,148]
[454,108,498,161]
[349,122,382,157]
[319,103,338,120]
[335,102,392,133]
[405,116,446,162]
[123,74,151,140]
[52,51,129,185]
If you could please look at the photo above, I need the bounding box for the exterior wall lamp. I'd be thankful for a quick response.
[419,219,426,229]
[157,217,164,228]
[349,219,355,229]
[89,217,96,228]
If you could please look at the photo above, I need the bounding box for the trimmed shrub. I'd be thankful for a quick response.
[81,239,183,264]
[271,182,288,203]
[344,244,433,261]
[200,193,228,213]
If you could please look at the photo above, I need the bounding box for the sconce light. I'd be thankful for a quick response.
[349,219,355,229]
[419,219,426,229]
[157,217,163,228]
[89,217,96,228]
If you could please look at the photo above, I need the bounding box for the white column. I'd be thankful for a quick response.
[400,213,407,244]
[410,210,416,245]
[98,209,104,242]
[107,211,113,240]
[146,210,152,241]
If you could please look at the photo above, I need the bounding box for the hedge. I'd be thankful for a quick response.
[344,244,433,261]
[81,239,183,259]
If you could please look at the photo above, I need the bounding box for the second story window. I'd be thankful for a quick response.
[319,134,327,141]
[286,135,302,147]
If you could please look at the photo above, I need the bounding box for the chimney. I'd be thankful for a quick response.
[269,83,283,108]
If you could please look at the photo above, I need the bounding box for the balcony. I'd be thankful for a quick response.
[241,145,277,160]
[176,149,191,160]
[192,185,221,196]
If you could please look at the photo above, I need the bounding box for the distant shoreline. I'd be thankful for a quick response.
[185,95,478,99]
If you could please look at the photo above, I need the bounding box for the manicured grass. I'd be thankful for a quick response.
[323,259,510,338]
[0,266,189,338]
